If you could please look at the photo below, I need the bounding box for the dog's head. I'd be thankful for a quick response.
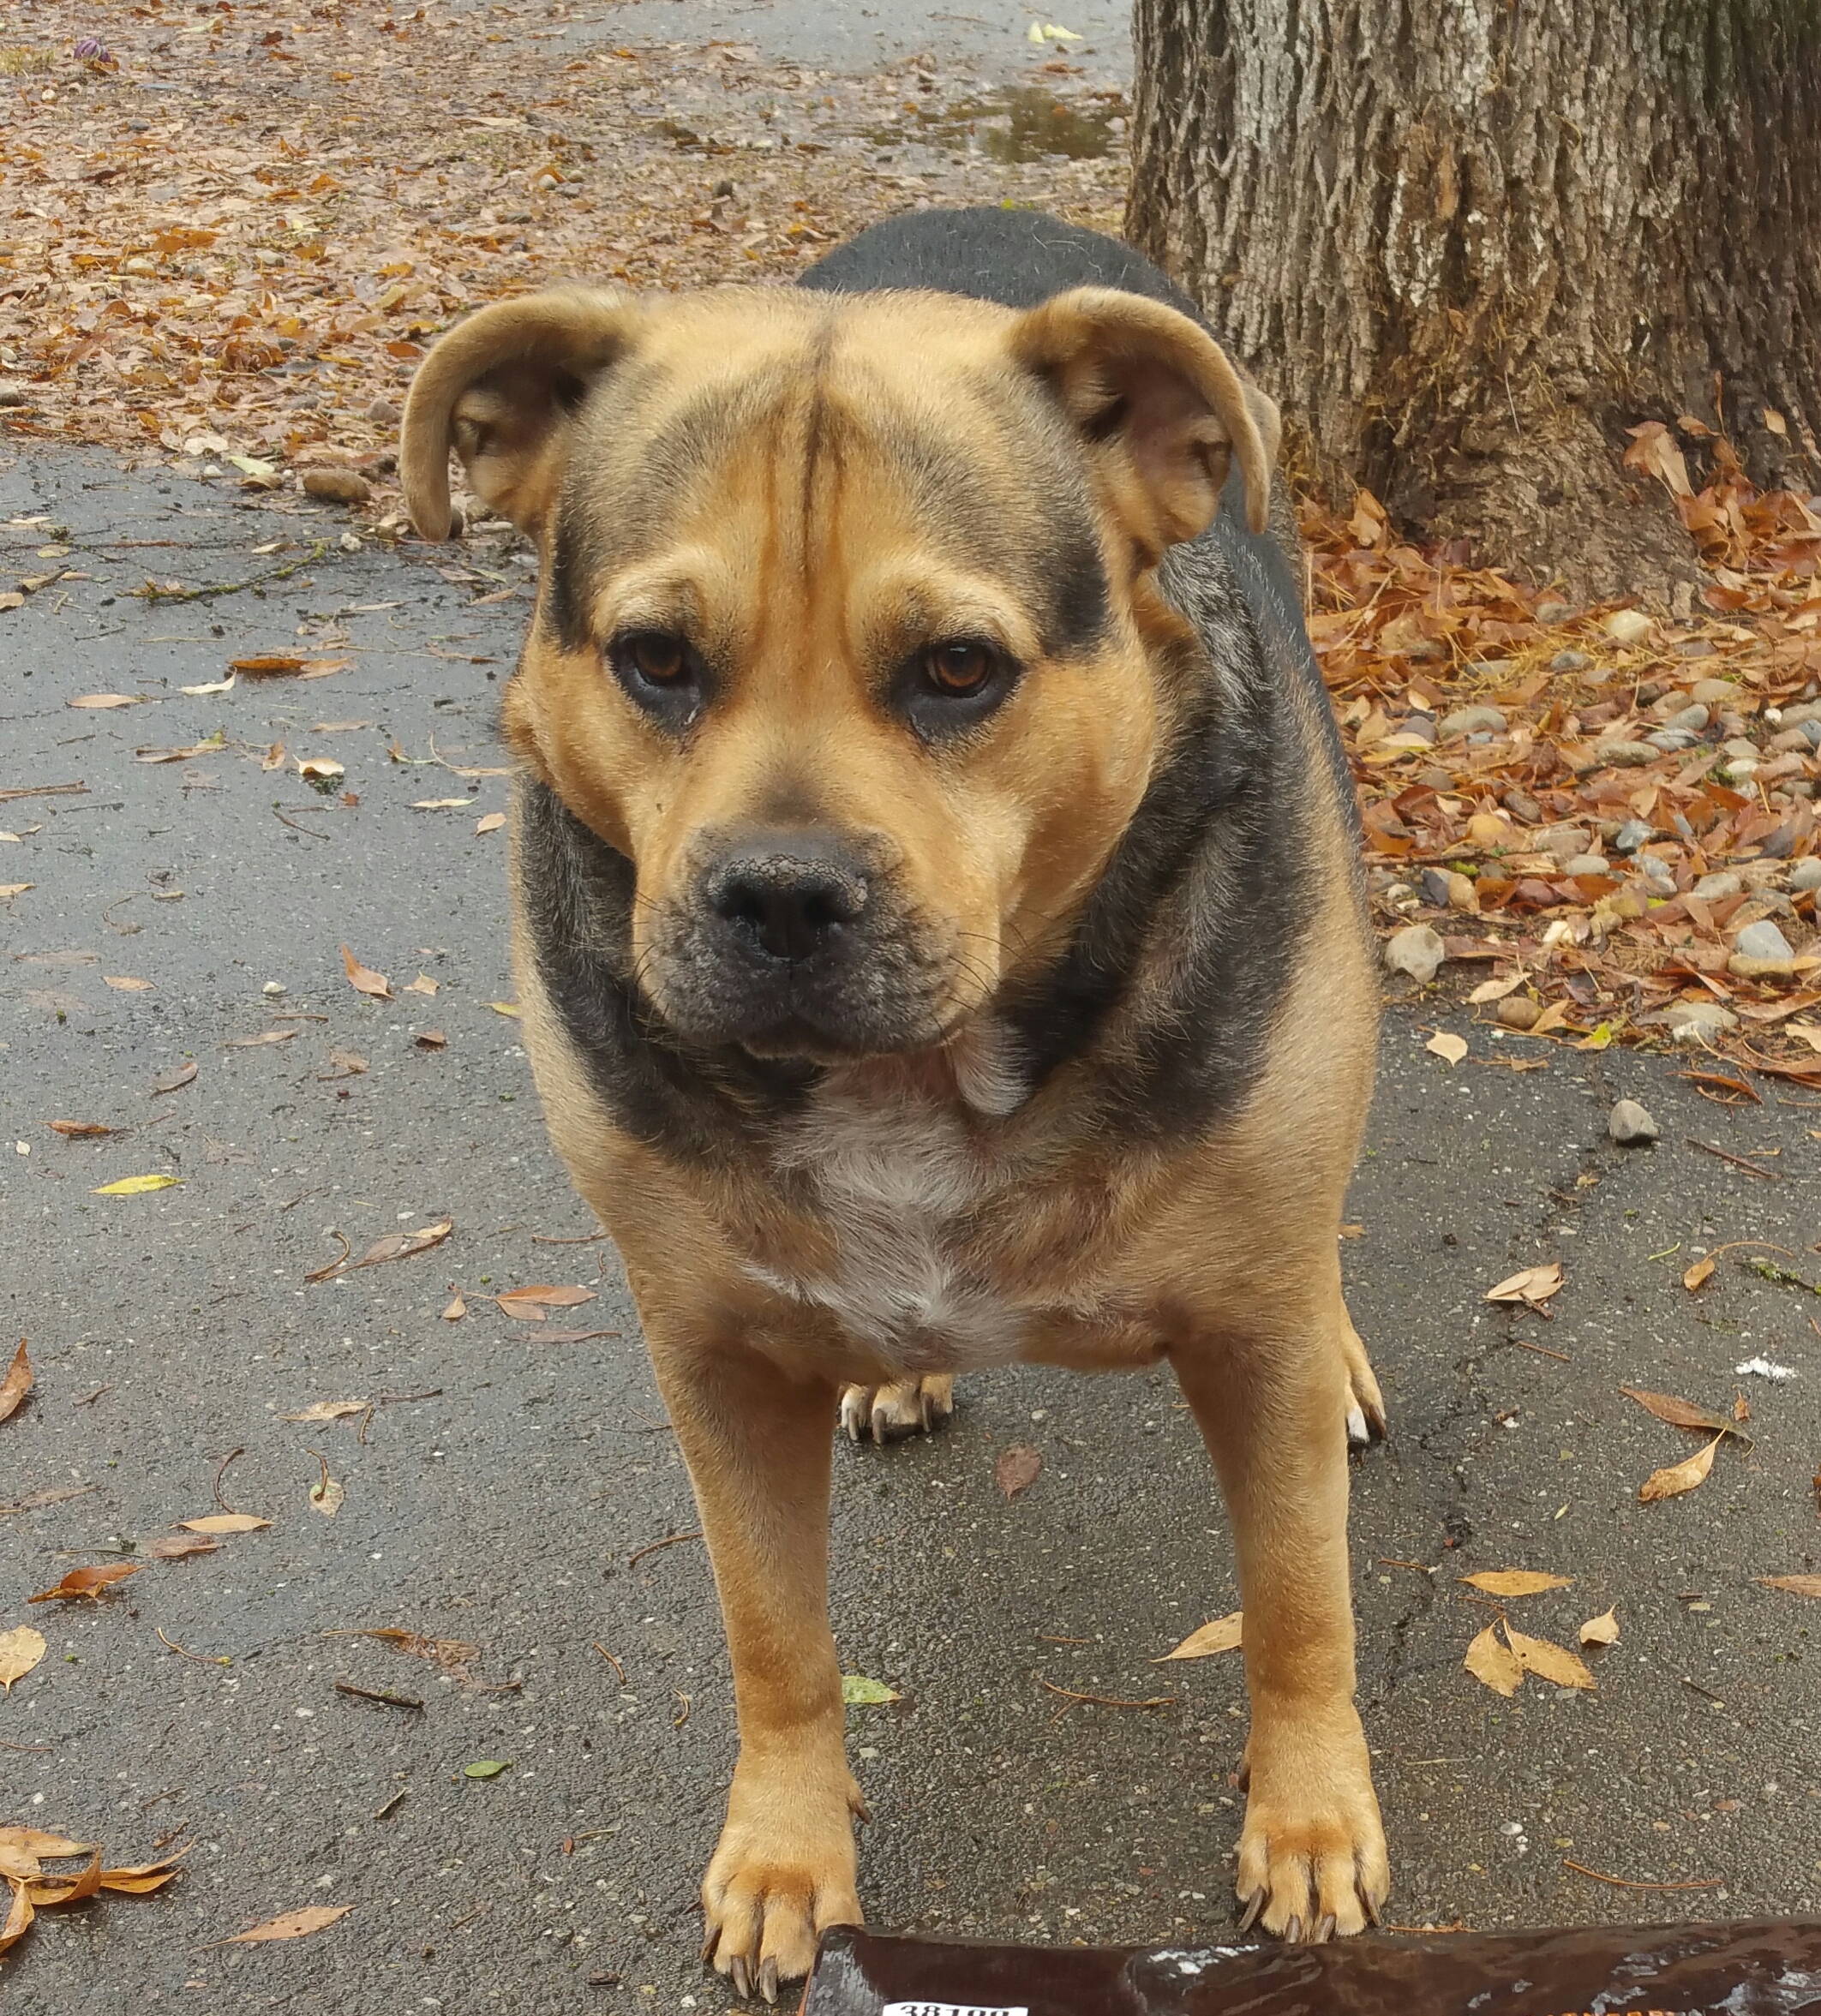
[402,281,1276,1066]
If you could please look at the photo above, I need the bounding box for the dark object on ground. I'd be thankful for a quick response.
[801,1920,1821,2014]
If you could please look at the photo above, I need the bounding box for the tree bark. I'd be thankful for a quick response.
[1129,0,1821,600]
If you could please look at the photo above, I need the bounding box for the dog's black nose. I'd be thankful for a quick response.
[705,834,868,963]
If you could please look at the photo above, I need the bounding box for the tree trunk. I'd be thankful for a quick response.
[1128,0,1821,601]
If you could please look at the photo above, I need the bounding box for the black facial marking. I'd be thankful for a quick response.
[514,779,812,1161]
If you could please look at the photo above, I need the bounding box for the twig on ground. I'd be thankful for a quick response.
[1562,1859,1721,1893]
[135,540,328,603]
[627,1529,701,1568]
[336,1678,424,1712]
[158,1627,230,1666]
[1686,1137,1781,1180]
[213,1445,244,1512]
[592,1642,626,1684]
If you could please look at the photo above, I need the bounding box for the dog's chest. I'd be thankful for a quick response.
[752,1077,1025,1370]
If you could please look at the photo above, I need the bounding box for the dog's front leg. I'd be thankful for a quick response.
[648,1323,862,2001]
[1173,1289,1388,1941]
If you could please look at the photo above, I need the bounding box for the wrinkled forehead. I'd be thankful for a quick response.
[543,296,1110,654]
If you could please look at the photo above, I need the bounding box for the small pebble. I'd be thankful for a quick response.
[1561,852,1608,876]
[1790,858,1821,893]
[1467,812,1512,849]
[1606,609,1654,644]
[1536,599,1572,624]
[1418,867,1455,909]
[1548,650,1590,673]
[303,468,372,505]
[1608,1098,1660,1146]
[1384,924,1446,984]
[1439,703,1507,742]
[1645,730,1697,753]
[1613,819,1654,852]
[1496,995,1541,1031]
[1534,825,1592,863]
[1667,703,1710,733]
[366,398,403,426]
[1733,918,1794,961]
[0,379,27,408]
[262,980,286,996]
[1689,678,1737,706]
[1659,1000,1739,1038]
[1596,740,1658,767]
[1692,871,1743,902]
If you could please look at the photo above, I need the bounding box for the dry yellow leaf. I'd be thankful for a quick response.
[177,1513,272,1534]
[1683,1256,1716,1291]
[1756,1574,1821,1599]
[404,972,439,996]
[1464,1621,1523,1697]
[0,1337,31,1423]
[1458,1570,1572,1598]
[0,1625,46,1692]
[1638,1432,1723,1503]
[475,811,506,835]
[1484,1262,1564,1306]
[297,756,344,781]
[280,1400,367,1426]
[1502,1623,1596,1690]
[442,1294,466,1321]
[92,1173,182,1195]
[208,1902,353,1946]
[69,693,147,710]
[339,944,392,999]
[1579,1606,1620,1647]
[102,975,153,992]
[1425,1032,1468,1067]
[1154,1611,1243,1661]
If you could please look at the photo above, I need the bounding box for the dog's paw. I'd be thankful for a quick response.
[1341,1326,1387,1447]
[701,1785,863,2001]
[840,1373,955,1444]
[1234,1714,1388,1941]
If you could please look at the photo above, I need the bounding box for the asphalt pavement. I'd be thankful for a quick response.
[3,3,1820,1999]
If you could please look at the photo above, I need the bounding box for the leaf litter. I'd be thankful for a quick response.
[0,1827,186,1962]
[0,1339,31,1424]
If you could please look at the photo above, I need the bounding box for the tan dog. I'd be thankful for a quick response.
[402,208,1387,2001]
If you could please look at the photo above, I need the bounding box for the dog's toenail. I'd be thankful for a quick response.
[1314,1913,1337,1944]
[700,1929,719,1965]
[1237,1890,1264,1933]
[1285,1915,1303,1944]
[731,1954,752,1998]
[759,1957,779,2003]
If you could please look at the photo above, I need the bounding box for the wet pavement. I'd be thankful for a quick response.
[3,7,1821,2009]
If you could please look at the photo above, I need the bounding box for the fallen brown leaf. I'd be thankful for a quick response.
[1579,1606,1620,1647]
[1459,1570,1572,1597]
[1484,1262,1564,1306]
[1502,1623,1596,1690]
[1425,1031,1468,1066]
[102,975,152,992]
[1155,1612,1243,1661]
[995,1444,1043,1499]
[403,972,439,996]
[143,1534,221,1560]
[475,811,506,835]
[177,1513,271,1534]
[339,944,391,999]
[1620,1385,1733,1435]
[281,1399,368,1426]
[0,1338,31,1424]
[1638,1432,1724,1503]
[441,1295,466,1321]
[152,1061,197,1095]
[415,1029,446,1050]
[207,1902,353,1947]
[1756,1574,1821,1598]
[0,1625,46,1692]
[0,1879,28,1957]
[1464,1620,1524,1697]
[26,1561,141,1603]
[225,1028,296,1049]
[0,1829,94,1860]
[47,1120,113,1137]
[68,693,147,710]
[1683,1256,1716,1291]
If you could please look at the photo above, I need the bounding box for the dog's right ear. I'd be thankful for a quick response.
[400,288,638,541]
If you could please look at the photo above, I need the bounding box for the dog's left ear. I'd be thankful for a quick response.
[1009,286,1279,551]
[400,287,639,541]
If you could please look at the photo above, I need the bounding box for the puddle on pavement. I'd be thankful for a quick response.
[870,87,1124,163]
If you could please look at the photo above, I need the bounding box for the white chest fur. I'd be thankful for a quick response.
[748,1062,1027,1373]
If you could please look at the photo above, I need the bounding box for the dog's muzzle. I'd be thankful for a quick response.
[648,824,949,1056]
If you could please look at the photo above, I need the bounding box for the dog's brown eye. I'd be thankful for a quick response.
[924,642,996,697]
[627,632,686,685]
